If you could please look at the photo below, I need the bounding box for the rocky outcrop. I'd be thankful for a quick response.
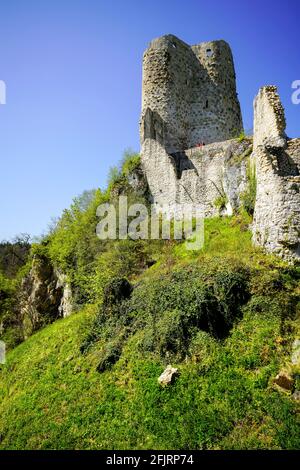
[127,165,149,196]
[0,340,5,364]
[291,339,300,366]
[55,270,73,318]
[20,255,72,338]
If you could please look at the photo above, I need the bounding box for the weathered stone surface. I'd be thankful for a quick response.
[140,35,245,217]
[158,365,179,386]
[141,35,243,152]
[291,339,300,365]
[20,256,72,337]
[274,371,294,391]
[55,270,73,318]
[292,390,300,402]
[253,86,286,149]
[252,86,300,262]
[140,35,299,262]
[142,135,251,217]
[127,165,148,196]
[0,340,5,364]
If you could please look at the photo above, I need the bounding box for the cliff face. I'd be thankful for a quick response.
[20,255,72,338]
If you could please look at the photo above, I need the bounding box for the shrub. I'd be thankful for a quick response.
[120,149,141,177]
[103,277,133,310]
[214,195,228,213]
[241,161,256,216]
[236,130,246,142]
[0,272,23,348]
[81,265,250,365]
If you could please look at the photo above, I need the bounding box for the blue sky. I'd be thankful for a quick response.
[0,0,299,240]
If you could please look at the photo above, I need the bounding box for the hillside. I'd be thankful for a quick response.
[1,178,300,449]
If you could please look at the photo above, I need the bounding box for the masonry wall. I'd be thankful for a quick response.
[141,35,243,153]
[253,86,286,148]
[141,134,250,217]
[140,36,300,262]
[252,86,300,262]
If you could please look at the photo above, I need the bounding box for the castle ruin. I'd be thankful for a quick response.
[140,35,300,262]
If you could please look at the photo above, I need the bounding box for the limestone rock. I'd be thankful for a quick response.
[55,270,73,318]
[0,340,5,364]
[274,371,294,391]
[291,339,300,365]
[20,255,72,337]
[292,390,300,402]
[158,365,179,386]
[127,166,148,196]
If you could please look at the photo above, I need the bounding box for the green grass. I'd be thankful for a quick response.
[174,215,281,269]
[0,303,299,449]
[0,216,299,450]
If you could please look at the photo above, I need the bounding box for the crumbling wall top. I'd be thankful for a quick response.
[253,85,286,149]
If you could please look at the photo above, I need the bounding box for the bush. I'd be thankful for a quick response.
[214,195,228,213]
[103,278,133,310]
[241,161,256,216]
[120,149,141,177]
[0,272,23,348]
[82,265,250,365]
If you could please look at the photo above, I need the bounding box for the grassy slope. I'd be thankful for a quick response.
[0,217,299,450]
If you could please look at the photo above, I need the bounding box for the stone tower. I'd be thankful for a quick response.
[139,35,300,262]
[140,34,243,153]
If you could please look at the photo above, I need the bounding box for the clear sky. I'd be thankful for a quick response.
[0,0,299,240]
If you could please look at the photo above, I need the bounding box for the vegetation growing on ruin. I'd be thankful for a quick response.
[241,160,257,216]
[214,195,228,213]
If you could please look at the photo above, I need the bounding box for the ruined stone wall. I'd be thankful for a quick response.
[141,135,250,217]
[252,86,300,262]
[140,35,300,262]
[140,34,245,218]
[253,86,286,148]
[287,139,300,168]
[141,35,243,153]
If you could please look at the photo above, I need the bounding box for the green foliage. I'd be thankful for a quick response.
[82,264,250,364]
[1,149,300,450]
[42,189,109,306]
[120,149,141,177]
[107,165,122,190]
[241,161,257,216]
[236,130,246,142]
[31,182,157,310]
[214,195,228,212]
[0,272,15,324]
[0,262,299,449]
[107,149,141,194]
[0,272,23,348]
[0,234,31,278]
